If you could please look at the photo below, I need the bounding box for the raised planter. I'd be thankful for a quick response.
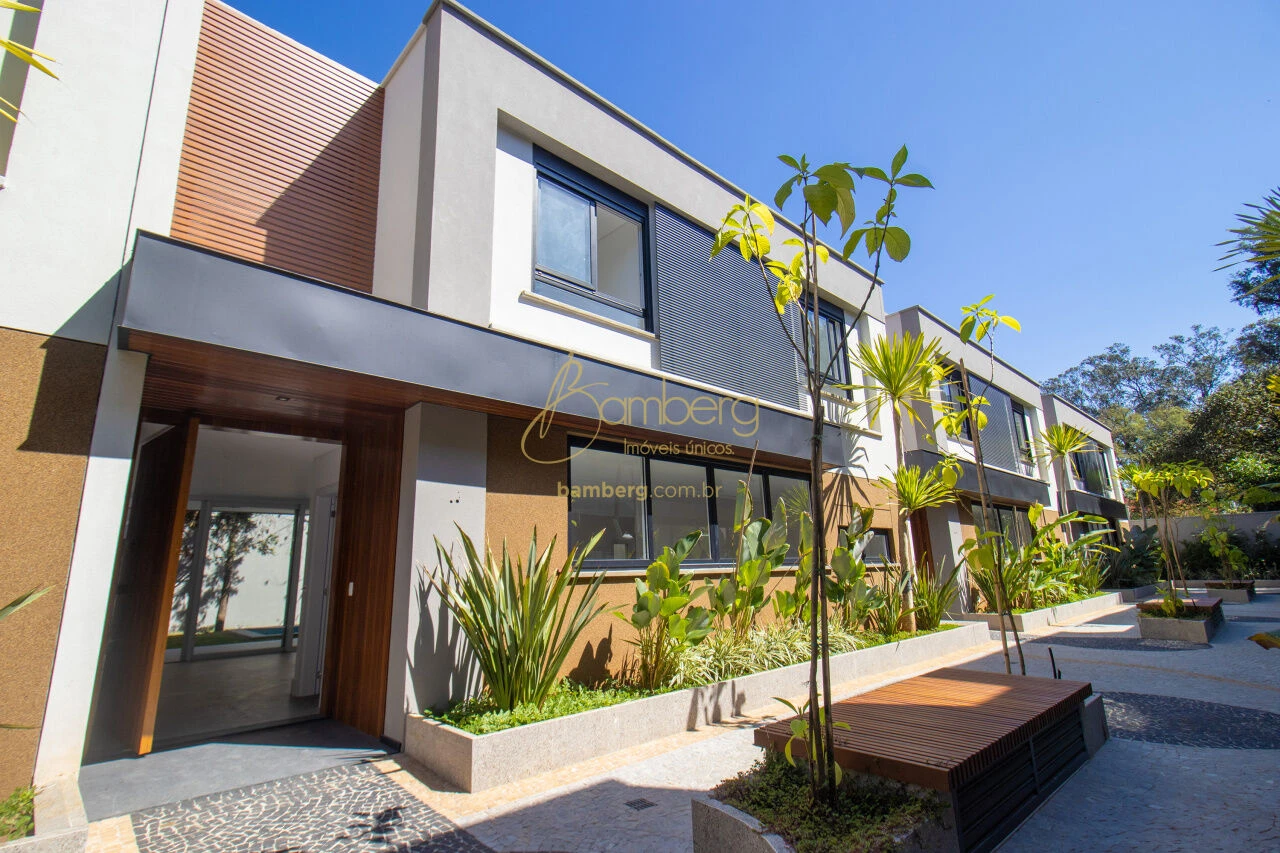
[404,621,989,792]
[1158,580,1258,603]
[1136,597,1224,643]
[691,791,959,853]
[1109,584,1158,603]
[956,592,1122,633]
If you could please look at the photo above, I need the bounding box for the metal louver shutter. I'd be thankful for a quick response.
[969,377,1020,472]
[653,206,801,408]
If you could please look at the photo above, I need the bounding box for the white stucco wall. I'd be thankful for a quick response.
[0,0,202,344]
[384,403,487,743]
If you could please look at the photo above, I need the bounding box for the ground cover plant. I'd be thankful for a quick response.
[715,750,944,853]
[0,786,35,842]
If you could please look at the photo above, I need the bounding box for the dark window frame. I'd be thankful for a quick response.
[567,436,810,570]
[1011,400,1034,465]
[940,366,972,440]
[803,298,853,400]
[531,148,653,330]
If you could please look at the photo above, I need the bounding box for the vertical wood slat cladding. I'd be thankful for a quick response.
[171,1,383,292]
[84,418,198,762]
[323,415,403,736]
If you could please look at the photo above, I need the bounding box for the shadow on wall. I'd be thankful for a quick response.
[255,91,384,292]
[18,333,107,455]
[0,0,42,176]
[568,626,614,686]
[411,574,480,714]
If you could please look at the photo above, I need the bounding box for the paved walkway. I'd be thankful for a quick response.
[85,594,1280,852]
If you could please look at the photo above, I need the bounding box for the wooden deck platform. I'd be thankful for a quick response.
[755,667,1095,852]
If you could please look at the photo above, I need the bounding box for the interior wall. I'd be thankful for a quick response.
[0,327,105,795]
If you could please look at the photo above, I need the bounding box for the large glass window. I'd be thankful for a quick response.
[714,469,764,559]
[566,440,810,567]
[1011,401,1034,474]
[805,301,851,397]
[533,150,648,329]
[1071,444,1112,495]
[650,459,712,560]
[567,447,646,561]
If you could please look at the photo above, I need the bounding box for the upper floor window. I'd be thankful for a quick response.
[1011,401,1034,473]
[1071,443,1113,495]
[533,149,649,329]
[939,367,972,440]
[806,301,852,397]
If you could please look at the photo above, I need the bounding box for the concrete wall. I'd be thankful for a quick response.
[385,403,488,740]
[0,0,205,789]
[1162,512,1279,547]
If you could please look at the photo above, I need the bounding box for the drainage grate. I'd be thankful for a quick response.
[624,798,657,811]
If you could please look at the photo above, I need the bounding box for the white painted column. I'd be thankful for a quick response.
[383,403,487,744]
[34,347,147,785]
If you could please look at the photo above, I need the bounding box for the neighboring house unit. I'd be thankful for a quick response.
[0,0,1125,801]
[0,0,905,796]
[886,306,1127,604]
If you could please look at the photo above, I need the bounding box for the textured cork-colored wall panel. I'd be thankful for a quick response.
[0,327,105,795]
[480,427,902,684]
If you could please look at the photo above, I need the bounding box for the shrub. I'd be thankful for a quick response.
[1109,525,1163,586]
[673,622,864,687]
[715,750,944,853]
[426,526,607,711]
[618,531,714,690]
[427,681,654,735]
[0,786,34,842]
[913,568,957,631]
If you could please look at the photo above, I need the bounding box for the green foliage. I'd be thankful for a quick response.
[0,786,34,842]
[913,568,958,631]
[958,294,1020,345]
[1197,521,1249,581]
[772,511,814,623]
[715,750,944,853]
[847,332,944,436]
[1219,187,1280,290]
[674,623,865,688]
[1161,374,1280,489]
[427,681,656,735]
[868,564,916,638]
[619,531,714,690]
[1034,424,1092,479]
[426,527,607,711]
[773,695,853,783]
[824,507,883,631]
[707,484,791,640]
[962,505,1112,611]
[1108,524,1164,586]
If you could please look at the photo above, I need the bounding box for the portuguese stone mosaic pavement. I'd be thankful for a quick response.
[1100,691,1280,749]
[130,763,493,853]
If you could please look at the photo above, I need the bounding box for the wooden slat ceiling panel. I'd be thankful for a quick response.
[171,0,383,293]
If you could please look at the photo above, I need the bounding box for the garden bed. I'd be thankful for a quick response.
[1136,596,1224,643]
[403,621,989,792]
[955,592,1121,633]
[695,753,955,853]
[1157,580,1256,604]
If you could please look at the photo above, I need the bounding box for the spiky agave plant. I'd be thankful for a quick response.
[427,526,607,711]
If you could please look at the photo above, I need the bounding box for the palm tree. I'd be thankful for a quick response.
[1034,423,1092,542]
[1218,188,1280,289]
[877,461,959,627]
[847,332,944,592]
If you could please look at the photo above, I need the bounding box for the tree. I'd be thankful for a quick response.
[199,513,281,632]
[848,331,945,621]
[1153,325,1239,405]
[1,1,57,122]
[713,147,931,800]
[1034,423,1093,541]
[1157,373,1280,492]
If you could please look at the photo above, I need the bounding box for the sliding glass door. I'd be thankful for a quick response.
[168,501,309,661]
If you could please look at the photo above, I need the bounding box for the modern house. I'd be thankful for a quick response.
[0,0,907,798]
[887,306,1128,603]
[0,0,1126,805]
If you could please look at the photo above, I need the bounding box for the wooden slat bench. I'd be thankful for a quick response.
[754,667,1095,852]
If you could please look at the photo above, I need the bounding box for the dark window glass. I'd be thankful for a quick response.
[1011,402,1033,464]
[567,447,647,561]
[767,474,810,557]
[713,469,764,561]
[864,528,896,565]
[532,152,648,329]
[649,459,712,560]
[1071,444,1112,494]
[805,302,851,397]
[939,367,972,439]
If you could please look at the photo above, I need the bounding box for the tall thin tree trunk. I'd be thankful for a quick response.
[891,409,917,630]
[959,360,1025,675]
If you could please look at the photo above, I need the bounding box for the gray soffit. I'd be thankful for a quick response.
[1065,490,1129,520]
[906,449,1052,506]
[119,232,843,464]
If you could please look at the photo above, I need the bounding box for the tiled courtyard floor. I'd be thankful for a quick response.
[85,594,1280,853]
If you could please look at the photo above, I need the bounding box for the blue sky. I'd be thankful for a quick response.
[232,0,1276,381]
